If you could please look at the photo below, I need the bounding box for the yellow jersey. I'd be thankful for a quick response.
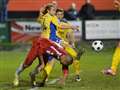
[37,13,52,38]
[57,21,72,42]
[37,13,60,38]
[51,15,59,27]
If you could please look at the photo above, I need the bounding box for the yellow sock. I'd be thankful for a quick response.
[44,59,55,75]
[40,60,55,82]
[40,69,47,82]
[111,47,120,73]
[72,60,80,75]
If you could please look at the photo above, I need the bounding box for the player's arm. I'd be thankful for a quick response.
[59,24,79,30]
[58,22,79,30]
[52,16,79,30]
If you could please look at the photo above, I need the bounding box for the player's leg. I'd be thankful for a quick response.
[32,54,55,87]
[36,60,55,87]
[30,64,40,87]
[72,59,81,81]
[40,59,55,84]
[30,54,47,87]
[67,45,85,81]
[57,65,69,86]
[73,47,85,81]
[39,37,61,83]
[59,24,84,81]
[110,42,120,75]
[13,45,38,86]
[61,41,81,81]
[57,39,81,81]
[103,42,120,75]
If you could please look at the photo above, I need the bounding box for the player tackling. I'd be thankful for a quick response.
[13,37,73,86]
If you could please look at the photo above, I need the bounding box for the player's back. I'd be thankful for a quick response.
[37,37,67,56]
[37,13,52,38]
[37,37,53,47]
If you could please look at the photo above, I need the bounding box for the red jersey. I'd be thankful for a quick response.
[33,37,67,56]
[23,37,67,66]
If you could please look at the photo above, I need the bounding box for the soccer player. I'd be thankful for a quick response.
[37,3,77,39]
[13,37,73,86]
[102,0,120,76]
[30,50,73,87]
[37,3,80,83]
[56,8,84,81]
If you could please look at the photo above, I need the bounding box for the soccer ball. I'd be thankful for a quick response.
[92,40,104,52]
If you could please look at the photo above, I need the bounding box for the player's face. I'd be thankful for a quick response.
[56,12,64,19]
[48,7,56,16]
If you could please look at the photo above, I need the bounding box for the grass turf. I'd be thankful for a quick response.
[0,46,120,90]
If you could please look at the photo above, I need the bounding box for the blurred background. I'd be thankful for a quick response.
[0,0,120,50]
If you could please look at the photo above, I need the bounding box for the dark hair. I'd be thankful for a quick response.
[42,3,55,15]
[56,8,64,13]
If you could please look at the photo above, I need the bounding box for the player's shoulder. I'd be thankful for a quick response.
[52,15,58,21]
[53,15,58,19]
[44,13,52,18]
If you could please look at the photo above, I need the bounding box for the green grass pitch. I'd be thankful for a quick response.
[0,46,120,90]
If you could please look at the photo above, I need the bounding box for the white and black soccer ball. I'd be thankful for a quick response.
[92,40,104,52]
